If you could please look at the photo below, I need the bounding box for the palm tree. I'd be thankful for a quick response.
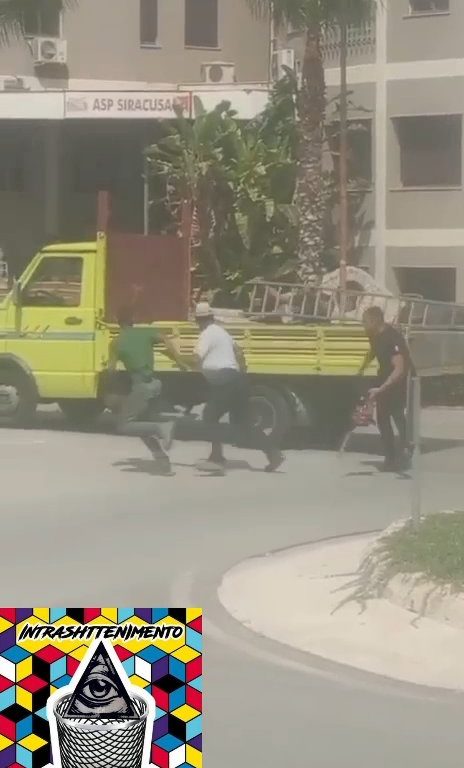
[0,0,74,43]
[246,0,372,281]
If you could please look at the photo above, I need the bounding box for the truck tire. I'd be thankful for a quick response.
[231,384,292,443]
[59,399,104,428]
[0,366,37,428]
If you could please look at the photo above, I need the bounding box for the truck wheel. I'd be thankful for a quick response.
[59,400,103,427]
[0,367,37,428]
[232,384,292,443]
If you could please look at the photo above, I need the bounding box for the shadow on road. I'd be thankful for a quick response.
[13,410,464,459]
[343,433,464,457]
[112,457,260,475]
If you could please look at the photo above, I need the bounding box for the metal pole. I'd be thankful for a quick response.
[338,10,349,301]
[143,156,149,236]
[410,375,422,529]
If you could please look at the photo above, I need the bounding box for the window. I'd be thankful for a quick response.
[0,137,24,192]
[395,267,456,302]
[409,0,449,14]
[22,257,83,307]
[23,0,61,36]
[395,115,462,188]
[73,137,120,194]
[327,120,373,186]
[140,0,158,46]
[185,0,218,48]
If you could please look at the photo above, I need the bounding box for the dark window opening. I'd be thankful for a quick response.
[328,119,373,187]
[409,0,449,14]
[140,0,158,45]
[395,267,456,302]
[0,133,24,193]
[395,115,462,188]
[185,0,218,48]
[23,0,61,36]
[73,137,122,194]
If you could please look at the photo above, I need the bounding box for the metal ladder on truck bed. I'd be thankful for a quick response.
[246,279,464,375]
[246,279,464,331]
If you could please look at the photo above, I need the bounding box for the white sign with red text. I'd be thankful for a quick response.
[64,91,191,119]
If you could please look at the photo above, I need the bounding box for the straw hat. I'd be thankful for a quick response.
[195,301,214,318]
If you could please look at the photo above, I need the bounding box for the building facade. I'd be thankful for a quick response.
[0,0,270,273]
[279,0,464,302]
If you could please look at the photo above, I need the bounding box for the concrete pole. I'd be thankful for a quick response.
[43,123,61,241]
[374,0,387,285]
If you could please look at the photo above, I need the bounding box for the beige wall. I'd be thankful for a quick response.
[388,0,463,63]
[0,0,270,85]
[386,78,464,230]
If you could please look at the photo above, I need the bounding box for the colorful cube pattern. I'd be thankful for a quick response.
[0,609,202,768]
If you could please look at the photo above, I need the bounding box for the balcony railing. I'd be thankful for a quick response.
[321,19,376,64]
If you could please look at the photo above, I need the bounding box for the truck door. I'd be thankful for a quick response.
[5,251,97,399]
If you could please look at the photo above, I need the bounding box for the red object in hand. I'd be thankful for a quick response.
[352,397,375,427]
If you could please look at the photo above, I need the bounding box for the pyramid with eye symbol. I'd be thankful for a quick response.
[63,642,138,720]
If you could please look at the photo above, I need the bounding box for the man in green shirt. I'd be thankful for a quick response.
[109,307,184,476]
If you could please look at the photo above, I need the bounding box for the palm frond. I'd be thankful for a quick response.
[0,0,77,44]
[245,0,375,31]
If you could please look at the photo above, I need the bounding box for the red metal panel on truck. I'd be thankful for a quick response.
[106,233,190,322]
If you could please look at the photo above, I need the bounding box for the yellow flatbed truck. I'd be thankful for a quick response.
[1,210,464,442]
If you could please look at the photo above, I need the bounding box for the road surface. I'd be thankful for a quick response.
[1,408,464,767]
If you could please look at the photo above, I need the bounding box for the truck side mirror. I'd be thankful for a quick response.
[11,279,21,306]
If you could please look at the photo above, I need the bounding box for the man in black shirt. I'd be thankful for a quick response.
[360,306,412,471]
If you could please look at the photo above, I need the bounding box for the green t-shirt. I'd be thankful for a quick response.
[114,326,161,377]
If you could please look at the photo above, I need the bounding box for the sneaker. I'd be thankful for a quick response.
[397,451,412,472]
[207,453,226,465]
[153,457,174,476]
[265,450,285,473]
[380,458,396,473]
[196,460,226,475]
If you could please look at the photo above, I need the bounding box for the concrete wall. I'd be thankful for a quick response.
[0,0,270,85]
[388,0,462,63]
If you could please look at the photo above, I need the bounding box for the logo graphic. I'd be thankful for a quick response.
[48,641,155,768]
[65,97,89,113]
[0,608,203,768]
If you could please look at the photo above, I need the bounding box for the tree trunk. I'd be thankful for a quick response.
[295,22,327,281]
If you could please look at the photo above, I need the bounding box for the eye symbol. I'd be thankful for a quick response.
[82,676,118,702]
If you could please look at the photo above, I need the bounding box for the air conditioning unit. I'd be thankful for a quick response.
[201,62,236,85]
[31,37,67,66]
[272,48,295,81]
[1,76,26,91]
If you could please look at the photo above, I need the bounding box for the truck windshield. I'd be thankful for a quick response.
[22,255,83,308]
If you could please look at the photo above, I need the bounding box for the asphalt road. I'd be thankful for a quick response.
[2,408,464,767]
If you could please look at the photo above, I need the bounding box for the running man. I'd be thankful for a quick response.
[109,307,185,476]
[360,306,413,471]
[184,302,284,474]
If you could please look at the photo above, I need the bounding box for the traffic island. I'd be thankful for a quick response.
[218,513,464,689]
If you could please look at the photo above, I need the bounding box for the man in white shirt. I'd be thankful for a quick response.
[187,302,284,474]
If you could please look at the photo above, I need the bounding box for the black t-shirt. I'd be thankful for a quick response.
[370,325,411,385]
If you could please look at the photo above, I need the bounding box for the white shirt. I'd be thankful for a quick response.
[195,323,239,372]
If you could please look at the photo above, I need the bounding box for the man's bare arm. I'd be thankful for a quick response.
[377,354,405,394]
[158,334,190,370]
[359,347,375,375]
[234,342,247,373]
[108,338,119,371]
